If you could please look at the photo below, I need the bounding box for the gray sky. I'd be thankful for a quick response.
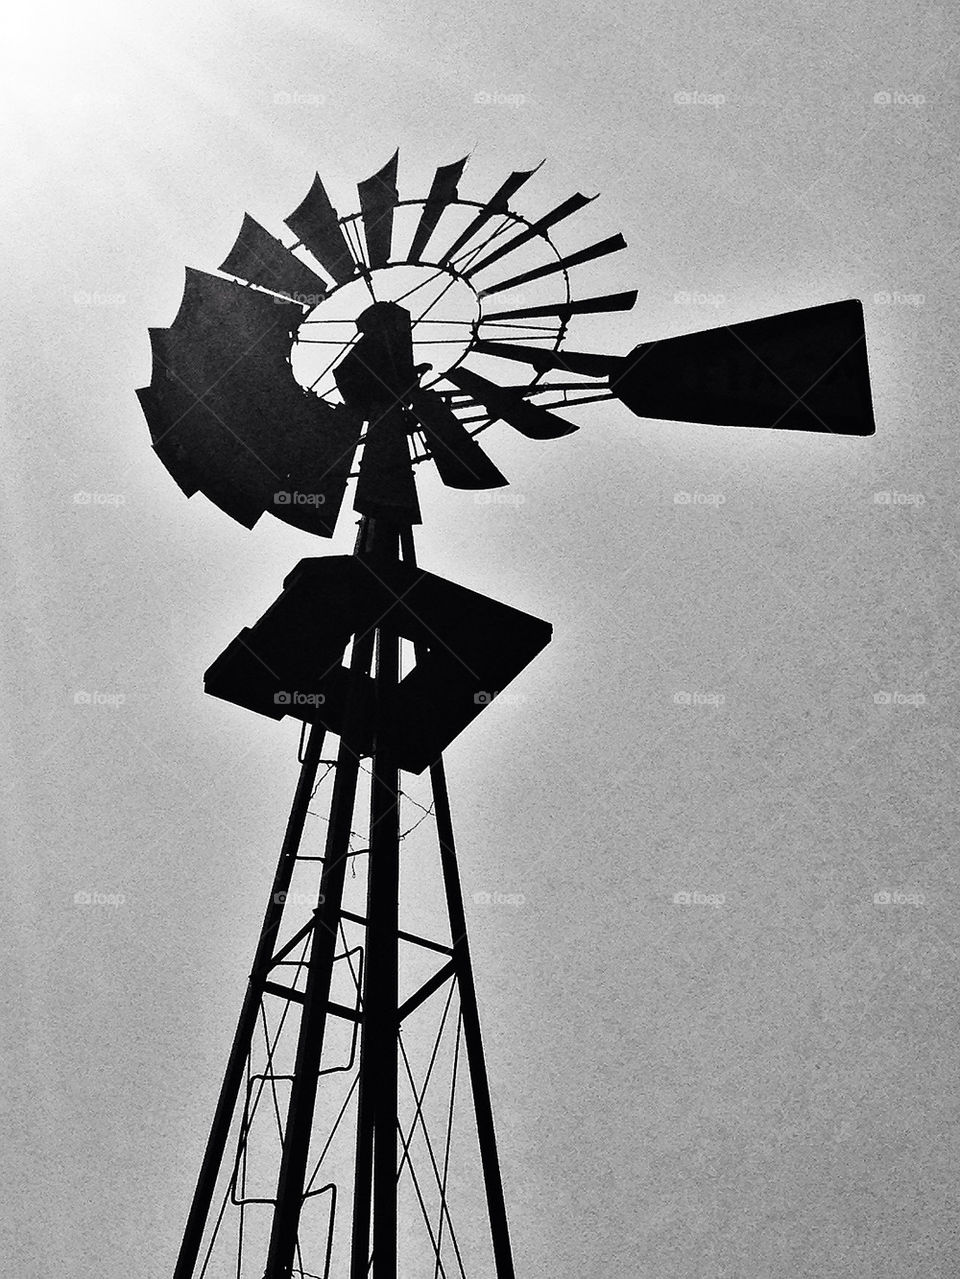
[2,0,958,1275]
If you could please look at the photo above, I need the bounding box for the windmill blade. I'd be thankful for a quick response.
[284,173,358,285]
[463,193,597,278]
[439,163,544,265]
[408,156,468,263]
[409,388,509,489]
[444,366,578,440]
[137,365,263,529]
[483,289,638,323]
[137,268,360,535]
[478,233,627,297]
[611,300,876,436]
[218,214,329,303]
[472,340,620,378]
[358,150,400,268]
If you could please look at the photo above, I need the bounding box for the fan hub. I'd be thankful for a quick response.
[291,264,480,403]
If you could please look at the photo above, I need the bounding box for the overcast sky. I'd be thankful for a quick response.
[2,1,959,1275]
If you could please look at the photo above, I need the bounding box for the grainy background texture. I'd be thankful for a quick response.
[2,1,958,1275]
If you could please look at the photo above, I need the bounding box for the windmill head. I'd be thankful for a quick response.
[136,153,876,542]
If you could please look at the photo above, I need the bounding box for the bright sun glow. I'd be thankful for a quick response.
[2,0,130,86]
[0,0,155,200]
[0,0,143,176]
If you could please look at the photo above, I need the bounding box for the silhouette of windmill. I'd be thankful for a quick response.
[136,152,875,1279]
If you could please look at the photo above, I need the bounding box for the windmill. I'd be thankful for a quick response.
[137,152,875,1279]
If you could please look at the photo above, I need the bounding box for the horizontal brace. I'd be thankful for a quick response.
[262,979,305,1004]
[339,908,454,957]
[261,981,361,1023]
[397,959,457,1023]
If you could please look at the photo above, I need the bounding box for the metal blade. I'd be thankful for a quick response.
[284,173,358,285]
[358,150,399,269]
[463,193,597,278]
[138,268,360,535]
[471,341,620,378]
[443,366,578,440]
[438,162,543,265]
[409,389,509,489]
[483,289,638,322]
[218,214,328,304]
[478,233,627,297]
[408,156,468,263]
[611,300,876,435]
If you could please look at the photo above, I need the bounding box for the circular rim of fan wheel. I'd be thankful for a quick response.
[296,195,572,469]
[136,154,645,538]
